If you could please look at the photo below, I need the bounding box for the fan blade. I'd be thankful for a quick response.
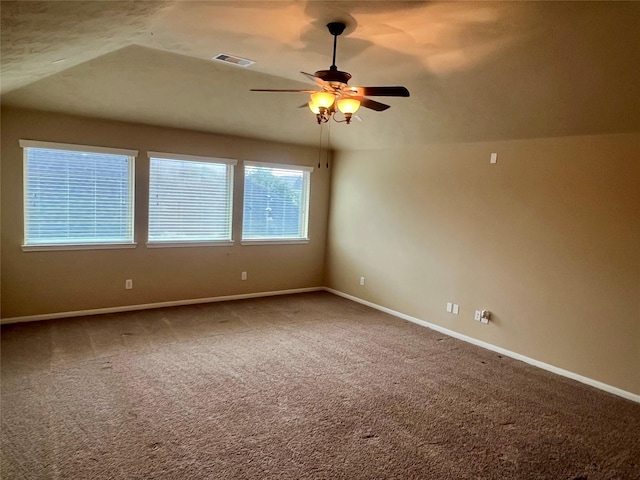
[250,89,317,93]
[358,97,390,112]
[355,86,410,97]
[300,71,330,89]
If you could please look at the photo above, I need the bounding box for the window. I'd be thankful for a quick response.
[242,161,312,243]
[148,152,236,246]
[21,140,136,250]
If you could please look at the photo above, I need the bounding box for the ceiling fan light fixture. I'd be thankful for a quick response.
[337,97,360,114]
[309,99,332,124]
[308,101,321,114]
[310,91,335,109]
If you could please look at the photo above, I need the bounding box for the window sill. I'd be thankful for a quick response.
[22,243,137,252]
[146,241,234,248]
[241,239,309,246]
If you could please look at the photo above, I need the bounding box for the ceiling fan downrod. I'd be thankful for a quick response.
[314,22,352,84]
[326,22,346,71]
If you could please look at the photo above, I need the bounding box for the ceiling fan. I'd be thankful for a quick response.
[251,22,410,124]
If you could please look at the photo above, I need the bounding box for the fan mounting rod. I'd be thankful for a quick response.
[326,22,346,70]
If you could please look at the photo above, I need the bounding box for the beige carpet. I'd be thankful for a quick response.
[1,292,639,479]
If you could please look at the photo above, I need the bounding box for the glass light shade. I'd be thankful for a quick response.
[310,91,335,109]
[337,97,361,114]
[308,101,320,114]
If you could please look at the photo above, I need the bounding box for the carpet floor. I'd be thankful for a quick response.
[1,292,639,479]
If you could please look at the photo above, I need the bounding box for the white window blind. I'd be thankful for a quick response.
[148,152,236,244]
[242,162,312,241]
[21,140,136,248]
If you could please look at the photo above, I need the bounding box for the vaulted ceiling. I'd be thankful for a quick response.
[2,1,639,150]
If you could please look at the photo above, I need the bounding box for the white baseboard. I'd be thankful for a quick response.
[0,287,323,325]
[3,285,637,404]
[324,288,640,404]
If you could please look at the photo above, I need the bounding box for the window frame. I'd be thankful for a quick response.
[20,139,137,252]
[146,151,237,248]
[241,161,313,245]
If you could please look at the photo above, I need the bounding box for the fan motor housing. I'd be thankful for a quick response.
[315,68,351,84]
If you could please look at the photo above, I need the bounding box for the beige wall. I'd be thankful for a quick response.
[2,106,638,396]
[1,107,330,318]
[326,134,640,395]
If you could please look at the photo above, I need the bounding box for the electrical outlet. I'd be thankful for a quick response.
[359,276,365,286]
[474,310,482,321]
[125,279,133,290]
[241,271,247,281]
[452,304,459,315]
[446,302,453,313]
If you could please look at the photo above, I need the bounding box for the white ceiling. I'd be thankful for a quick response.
[2,1,639,150]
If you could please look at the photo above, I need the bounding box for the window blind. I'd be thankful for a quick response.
[22,143,135,246]
[242,162,312,241]
[148,155,235,243]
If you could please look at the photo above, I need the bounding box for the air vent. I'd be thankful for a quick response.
[212,53,255,67]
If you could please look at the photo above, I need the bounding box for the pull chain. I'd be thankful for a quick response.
[317,123,324,168]
[326,122,331,168]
